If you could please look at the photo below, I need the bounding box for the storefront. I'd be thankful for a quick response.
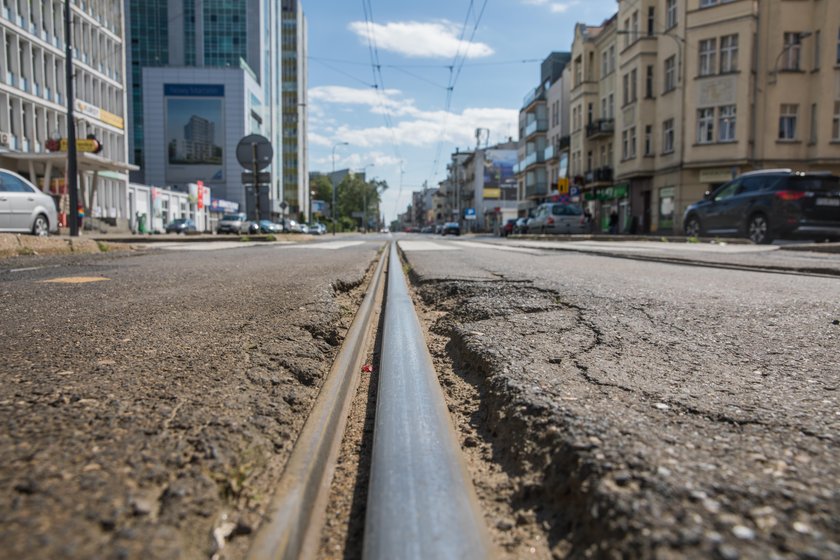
[585,183,629,233]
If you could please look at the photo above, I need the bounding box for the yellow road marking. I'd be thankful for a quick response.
[41,276,110,284]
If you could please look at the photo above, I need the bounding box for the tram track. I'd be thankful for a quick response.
[247,242,496,559]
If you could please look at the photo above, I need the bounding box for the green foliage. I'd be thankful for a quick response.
[96,241,110,252]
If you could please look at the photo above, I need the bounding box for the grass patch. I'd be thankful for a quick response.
[686,236,700,244]
[16,247,36,256]
[96,241,110,252]
[264,234,277,242]
[239,236,251,242]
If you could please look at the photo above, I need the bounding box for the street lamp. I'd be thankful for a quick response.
[331,141,349,236]
[769,31,812,84]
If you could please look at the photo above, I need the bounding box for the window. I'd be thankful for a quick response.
[719,105,736,142]
[664,56,676,92]
[622,129,629,159]
[810,103,818,144]
[697,108,715,144]
[608,93,614,118]
[630,68,637,102]
[837,28,840,65]
[666,0,677,29]
[647,7,654,36]
[779,104,798,140]
[783,32,803,71]
[833,101,840,141]
[602,51,609,77]
[644,125,653,155]
[609,45,615,73]
[623,73,629,105]
[699,39,717,76]
[663,118,675,153]
[720,34,738,73]
[813,30,820,70]
[623,19,631,48]
[629,126,637,158]
[645,65,654,98]
[631,11,639,42]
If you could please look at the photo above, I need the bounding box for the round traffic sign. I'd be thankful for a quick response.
[236,134,273,171]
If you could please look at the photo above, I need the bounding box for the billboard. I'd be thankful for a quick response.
[483,149,517,190]
[164,84,225,184]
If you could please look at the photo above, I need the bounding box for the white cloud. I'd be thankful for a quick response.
[309,85,419,117]
[348,20,493,59]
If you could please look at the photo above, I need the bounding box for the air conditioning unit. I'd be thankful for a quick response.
[0,131,9,147]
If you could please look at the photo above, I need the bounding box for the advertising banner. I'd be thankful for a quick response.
[483,149,517,190]
[164,84,225,184]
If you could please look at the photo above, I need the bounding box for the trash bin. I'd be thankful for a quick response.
[138,214,147,234]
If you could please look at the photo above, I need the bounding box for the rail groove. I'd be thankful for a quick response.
[247,244,388,560]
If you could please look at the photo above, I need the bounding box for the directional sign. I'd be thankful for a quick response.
[558,177,570,195]
[242,172,271,184]
[236,134,273,170]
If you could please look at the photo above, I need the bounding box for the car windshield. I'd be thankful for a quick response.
[222,214,243,221]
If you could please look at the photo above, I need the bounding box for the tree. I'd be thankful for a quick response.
[311,175,332,203]
[337,175,388,230]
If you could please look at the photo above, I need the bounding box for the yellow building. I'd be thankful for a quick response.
[574,0,840,234]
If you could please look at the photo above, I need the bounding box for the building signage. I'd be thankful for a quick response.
[464,208,477,220]
[49,138,102,153]
[699,168,736,183]
[584,184,628,201]
[164,83,226,184]
[75,100,124,129]
[0,131,10,146]
[209,198,239,213]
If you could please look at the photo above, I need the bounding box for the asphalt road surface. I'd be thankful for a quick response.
[1,233,838,559]
[401,235,840,559]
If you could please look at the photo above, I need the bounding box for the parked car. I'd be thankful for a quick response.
[441,222,461,236]
[259,219,281,234]
[309,222,326,235]
[501,219,517,237]
[217,213,248,234]
[420,226,434,233]
[682,169,840,244]
[514,217,529,234]
[528,202,587,235]
[165,218,197,234]
[0,169,58,236]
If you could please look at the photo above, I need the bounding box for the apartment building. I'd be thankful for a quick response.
[0,0,133,229]
[569,16,621,231]
[515,52,571,217]
[574,0,840,234]
[280,0,308,219]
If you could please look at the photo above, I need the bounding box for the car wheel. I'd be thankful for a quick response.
[32,214,49,236]
[684,215,702,238]
[747,214,771,244]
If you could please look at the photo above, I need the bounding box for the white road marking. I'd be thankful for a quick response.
[398,240,460,252]
[144,241,292,251]
[9,266,44,273]
[450,241,543,254]
[286,241,367,250]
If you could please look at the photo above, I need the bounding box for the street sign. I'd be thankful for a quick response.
[570,186,580,197]
[236,134,273,170]
[280,201,288,211]
[464,208,477,220]
[242,172,271,184]
[558,177,570,194]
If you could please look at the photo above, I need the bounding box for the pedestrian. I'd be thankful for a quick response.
[584,208,593,233]
[77,205,85,230]
[608,210,619,234]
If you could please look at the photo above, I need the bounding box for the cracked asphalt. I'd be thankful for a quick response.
[0,240,381,559]
[402,237,840,559]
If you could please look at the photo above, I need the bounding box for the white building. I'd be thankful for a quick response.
[0,0,135,230]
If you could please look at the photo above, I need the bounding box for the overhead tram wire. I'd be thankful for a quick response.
[358,0,405,203]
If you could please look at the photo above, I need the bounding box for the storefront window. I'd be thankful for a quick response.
[658,186,675,232]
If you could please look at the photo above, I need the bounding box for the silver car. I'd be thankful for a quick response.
[528,202,587,235]
[0,169,58,236]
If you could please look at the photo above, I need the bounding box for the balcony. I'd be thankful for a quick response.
[583,166,614,184]
[557,135,570,150]
[522,85,546,109]
[525,182,548,199]
[521,151,545,170]
[524,119,548,138]
[544,145,555,160]
[586,119,615,139]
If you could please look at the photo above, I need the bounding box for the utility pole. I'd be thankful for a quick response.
[65,0,79,236]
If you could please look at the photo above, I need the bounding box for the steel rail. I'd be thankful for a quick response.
[363,243,496,560]
[247,243,389,560]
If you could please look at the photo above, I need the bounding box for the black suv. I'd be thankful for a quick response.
[682,170,840,244]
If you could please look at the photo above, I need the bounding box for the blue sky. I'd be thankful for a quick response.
[305,0,617,223]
